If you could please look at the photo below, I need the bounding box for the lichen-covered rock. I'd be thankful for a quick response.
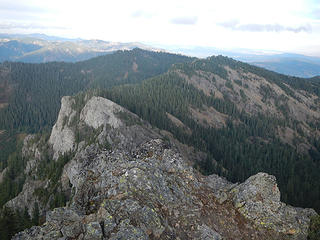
[80,96,124,129]
[49,96,76,160]
[231,172,317,239]
[12,95,318,240]
[84,222,103,240]
[5,180,46,216]
[196,224,222,240]
[205,173,236,204]
[109,219,149,240]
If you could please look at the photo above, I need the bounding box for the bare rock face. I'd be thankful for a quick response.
[12,95,318,240]
[5,180,46,216]
[80,96,124,129]
[49,96,76,160]
[231,172,317,239]
[0,167,7,184]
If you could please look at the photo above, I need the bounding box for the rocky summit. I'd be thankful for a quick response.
[11,95,317,239]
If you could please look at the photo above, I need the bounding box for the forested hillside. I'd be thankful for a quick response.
[0,49,192,170]
[97,56,320,212]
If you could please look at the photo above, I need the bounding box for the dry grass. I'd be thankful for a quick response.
[0,103,8,109]
[190,106,227,129]
[166,113,192,134]
[132,62,138,72]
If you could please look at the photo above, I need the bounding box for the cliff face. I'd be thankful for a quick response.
[49,96,77,160]
[11,95,317,239]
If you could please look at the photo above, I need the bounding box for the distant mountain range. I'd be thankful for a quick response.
[165,46,320,78]
[0,33,162,63]
[1,33,320,78]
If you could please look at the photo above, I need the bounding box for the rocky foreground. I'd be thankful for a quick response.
[11,95,317,239]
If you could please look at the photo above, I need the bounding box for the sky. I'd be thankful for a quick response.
[1,0,320,56]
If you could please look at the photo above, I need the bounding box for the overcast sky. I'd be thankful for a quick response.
[1,0,320,55]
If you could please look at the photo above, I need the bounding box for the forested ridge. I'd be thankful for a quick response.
[98,67,320,212]
[0,50,319,239]
[0,49,192,167]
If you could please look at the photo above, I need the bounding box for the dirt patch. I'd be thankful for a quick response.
[190,106,227,128]
[132,62,138,72]
[123,71,128,79]
[166,113,192,134]
[17,133,27,142]
[277,127,295,146]
[166,113,185,128]
[0,103,8,109]
[175,70,223,97]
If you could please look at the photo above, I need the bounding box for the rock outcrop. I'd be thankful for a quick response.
[5,180,47,216]
[0,167,7,183]
[12,95,318,240]
[231,173,315,238]
[80,96,125,129]
[49,96,76,160]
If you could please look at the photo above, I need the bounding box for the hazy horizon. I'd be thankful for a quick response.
[1,0,320,56]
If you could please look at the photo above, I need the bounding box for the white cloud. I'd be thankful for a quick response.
[170,17,198,25]
[218,20,312,33]
[0,22,67,30]
[131,10,154,19]
[0,0,319,55]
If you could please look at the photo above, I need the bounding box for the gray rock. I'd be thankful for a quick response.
[5,180,46,216]
[109,219,149,240]
[205,173,237,204]
[138,206,165,237]
[197,224,222,240]
[49,96,76,160]
[84,222,103,240]
[0,167,7,184]
[102,215,117,236]
[80,96,124,129]
[46,207,82,223]
[231,172,317,239]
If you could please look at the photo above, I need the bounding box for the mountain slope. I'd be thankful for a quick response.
[0,40,42,62]
[0,49,192,168]
[97,55,320,212]
[1,94,317,240]
[0,48,192,131]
